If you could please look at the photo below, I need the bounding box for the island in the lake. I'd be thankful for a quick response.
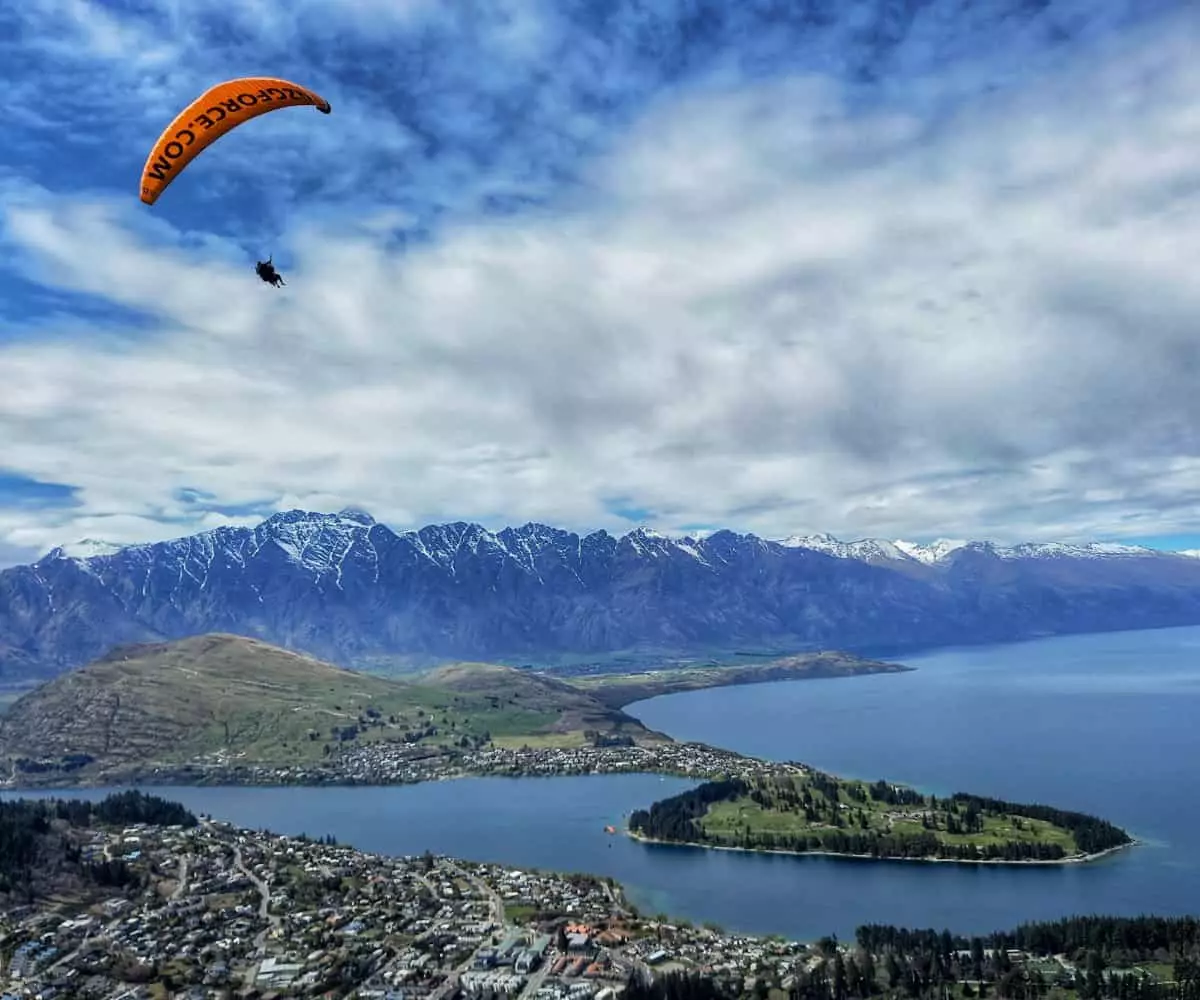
[628,773,1135,864]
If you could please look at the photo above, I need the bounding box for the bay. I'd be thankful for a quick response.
[7,625,1200,940]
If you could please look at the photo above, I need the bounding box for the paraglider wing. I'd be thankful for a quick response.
[139,76,331,205]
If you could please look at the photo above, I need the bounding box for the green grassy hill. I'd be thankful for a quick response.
[421,662,666,748]
[0,634,662,780]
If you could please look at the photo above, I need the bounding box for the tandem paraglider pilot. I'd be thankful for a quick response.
[255,256,285,288]
[138,75,331,287]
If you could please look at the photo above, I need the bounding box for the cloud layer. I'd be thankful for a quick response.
[1,0,1199,562]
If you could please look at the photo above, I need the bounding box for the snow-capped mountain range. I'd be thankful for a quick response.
[4,508,1200,683]
[775,533,1174,566]
[52,519,1188,571]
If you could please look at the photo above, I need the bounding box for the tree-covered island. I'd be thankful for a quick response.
[628,771,1134,863]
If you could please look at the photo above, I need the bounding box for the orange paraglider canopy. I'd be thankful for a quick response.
[140,76,331,205]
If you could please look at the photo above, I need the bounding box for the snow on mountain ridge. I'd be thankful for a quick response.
[779,533,918,564]
[39,510,380,582]
[624,526,677,558]
[892,539,970,564]
[781,534,970,564]
[263,510,371,576]
[999,541,1160,560]
[792,535,1168,564]
[56,538,124,559]
[34,510,1196,586]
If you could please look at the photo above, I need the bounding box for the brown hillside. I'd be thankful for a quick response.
[0,634,661,779]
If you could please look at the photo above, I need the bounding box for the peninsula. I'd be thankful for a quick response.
[568,652,913,710]
[0,634,903,787]
[628,772,1134,864]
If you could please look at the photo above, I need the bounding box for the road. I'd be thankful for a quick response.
[171,854,190,901]
[517,955,556,1000]
[427,948,484,1000]
[600,877,630,917]
[233,843,280,956]
[48,930,93,975]
[51,852,194,975]
[50,905,134,977]
[378,860,577,1000]
[412,860,513,1000]
[441,860,509,931]
[440,860,569,1000]
[415,870,440,897]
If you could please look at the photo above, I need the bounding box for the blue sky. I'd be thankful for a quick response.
[2,0,1200,566]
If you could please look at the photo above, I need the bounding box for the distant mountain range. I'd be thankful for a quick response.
[3,509,1200,683]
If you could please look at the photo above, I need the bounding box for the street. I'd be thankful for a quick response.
[170,854,189,901]
[442,860,509,931]
[233,843,281,956]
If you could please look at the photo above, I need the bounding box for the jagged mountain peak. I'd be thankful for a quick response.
[623,525,674,549]
[891,539,970,564]
[779,533,919,565]
[57,538,125,560]
[505,521,570,538]
[336,506,376,526]
[261,507,374,531]
[30,511,1194,576]
[253,508,381,574]
[412,520,503,554]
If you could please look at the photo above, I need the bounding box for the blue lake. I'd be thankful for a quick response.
[6,625,1200,941]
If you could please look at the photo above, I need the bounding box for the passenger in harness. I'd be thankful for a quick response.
[255,256,285,287]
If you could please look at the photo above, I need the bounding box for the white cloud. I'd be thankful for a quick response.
[2,4,1200,562]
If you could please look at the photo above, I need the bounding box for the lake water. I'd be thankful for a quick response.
[6,625,1200,941]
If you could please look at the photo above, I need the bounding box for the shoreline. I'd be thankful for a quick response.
[625,830,1138,866]
[0,767,683,792]
[0,663,1139,872]
[0,762,712,794]
[1,762,1139,869]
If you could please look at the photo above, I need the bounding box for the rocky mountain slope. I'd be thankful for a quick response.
[3,509,1200,682]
